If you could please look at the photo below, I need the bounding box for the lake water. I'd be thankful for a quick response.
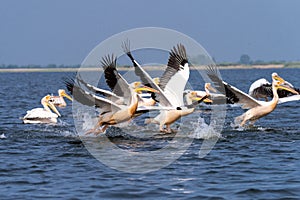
[0,68,300,199]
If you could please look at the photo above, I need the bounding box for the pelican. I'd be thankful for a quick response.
[66,54,159,134]
[22,95,61,124]
[248,74,300,103]
[194,83,217,104]
[123,41,206,133]
[206,65,299,127]
[50,89,73,107]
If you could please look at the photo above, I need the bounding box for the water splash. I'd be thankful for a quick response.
[0,133,7,139]
[192,117,222,139]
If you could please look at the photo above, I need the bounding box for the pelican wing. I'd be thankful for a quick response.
[159,44,188,90]
[65,79,122,112]
[206,65,261,109]
[159,44,189,106]
[76,75,123,103]
[248,78,272,98]
[122,40,174,107]
[278,95,300,104]
[101,55,131,102]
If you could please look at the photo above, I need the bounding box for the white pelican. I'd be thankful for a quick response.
[206,65,299,127]
[123,41,206,133]
[248,74,300,102]
[23,95,61,124]
[50,89,73,107]
[66,54,159,134]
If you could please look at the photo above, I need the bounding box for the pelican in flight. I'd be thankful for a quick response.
[248,74,300,103]
[65,54,159,134]
[23,95,61,124]
[206,65,299,127]
[123,41,206,133]
[50,89,73,107]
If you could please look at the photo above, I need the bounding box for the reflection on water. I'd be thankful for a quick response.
[0,69,300,198]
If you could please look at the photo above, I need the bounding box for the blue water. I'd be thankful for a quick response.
[1,68,300,199]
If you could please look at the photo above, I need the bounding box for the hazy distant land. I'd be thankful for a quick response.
[1,63,300,73]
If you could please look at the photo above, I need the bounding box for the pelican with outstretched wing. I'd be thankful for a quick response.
[50,89,73,107]
[22,95,61,124]
[206,65,299,127]
[66,54,159,134]
[123,41,206,133]
[248,74,300,103]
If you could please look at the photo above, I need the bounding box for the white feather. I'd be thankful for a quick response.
[163,63,190,107]
[248,78,270,95]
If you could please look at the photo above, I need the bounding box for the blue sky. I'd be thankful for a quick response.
[1,0,300,65]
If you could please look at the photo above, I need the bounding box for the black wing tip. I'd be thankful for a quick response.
[167,43,189,69]
[121,39,135,61]
[63,77,76,95]
[101,54,117,70]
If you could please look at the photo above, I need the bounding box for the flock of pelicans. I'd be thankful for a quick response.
[22,41,300,135]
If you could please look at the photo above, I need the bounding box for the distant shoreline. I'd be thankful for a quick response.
[0,64,287,73]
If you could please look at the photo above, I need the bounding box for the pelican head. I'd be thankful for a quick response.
[272,73,285,84]
[205,83,217,93]
[274,83,299,95]
[43,95,61,117]
[58,89,73,101]
[153,77,160,85]
[131,81,142,89]
[184,90,207,103]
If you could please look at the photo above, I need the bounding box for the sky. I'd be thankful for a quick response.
[0,0,300,65]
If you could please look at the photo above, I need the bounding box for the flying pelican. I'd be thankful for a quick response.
[248,75,300,102]
[123,41,206,133]
[65,54,159,134]
[50,89,73,107]
[206,65,299,127]
[22,95,61,124]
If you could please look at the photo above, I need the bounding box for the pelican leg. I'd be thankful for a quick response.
[249,119,257,127]
[85,119,104,135]
[166,124,172,134]
[100,125,109,133]
[240,118,247,127]
[159,124,165,132]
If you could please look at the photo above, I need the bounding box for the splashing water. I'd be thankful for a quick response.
[192,117,222,139]
[0,133,7,139]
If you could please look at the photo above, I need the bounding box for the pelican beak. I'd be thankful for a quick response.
[203,98,213,103]
[277,84,299,95]
[61,91,73,101]
[135,86,159,93]
[192,95,210,102]
[272,73,285,84]
[47,102,61,117]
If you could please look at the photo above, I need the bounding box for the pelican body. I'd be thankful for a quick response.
[23,95,61,124]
